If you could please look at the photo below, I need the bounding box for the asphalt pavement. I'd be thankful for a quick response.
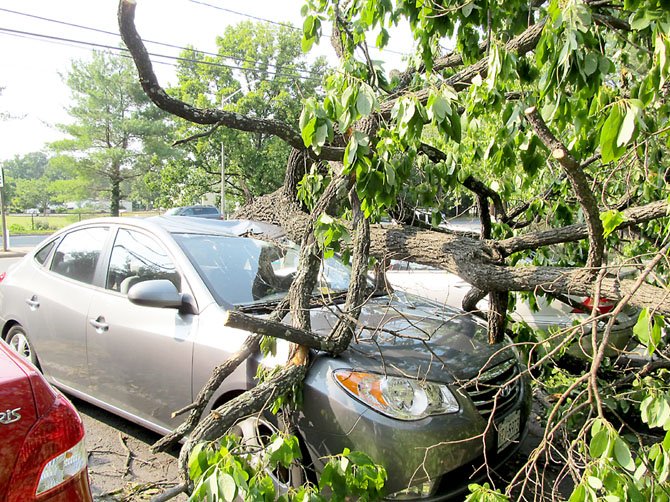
[0,234,45,258]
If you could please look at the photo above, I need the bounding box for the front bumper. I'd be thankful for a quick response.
[296,358,532,500]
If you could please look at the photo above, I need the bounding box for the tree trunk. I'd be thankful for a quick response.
[111,163,121,217]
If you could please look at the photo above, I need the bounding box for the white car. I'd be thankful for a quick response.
[385,260,639,358]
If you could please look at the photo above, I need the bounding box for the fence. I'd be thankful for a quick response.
[4,211,162,234]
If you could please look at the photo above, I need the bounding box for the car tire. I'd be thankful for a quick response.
[6,324,39,367]
[227,417,305,492]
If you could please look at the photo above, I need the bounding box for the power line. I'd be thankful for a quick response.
[0,7,322,79]
[0,27,322,83]
[189,0,300,32]
[0,30,179,70]
[188,0,411,57]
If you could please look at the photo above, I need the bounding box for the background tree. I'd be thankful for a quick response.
[119,0,670,499]
[1,151,85,212]
[52,50,176,216]
[150,21,328,210]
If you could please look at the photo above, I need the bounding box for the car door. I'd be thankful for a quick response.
[28,226,111,390]
[85,227,196,431]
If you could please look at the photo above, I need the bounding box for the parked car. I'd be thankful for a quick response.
[0,339,92,502]
[0,217,530,499]
[385,260,639,358]
[164,205,222,219]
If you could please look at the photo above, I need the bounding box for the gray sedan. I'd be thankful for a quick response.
[0,217,530,500]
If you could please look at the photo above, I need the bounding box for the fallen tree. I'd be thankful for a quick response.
[118,0,670,499]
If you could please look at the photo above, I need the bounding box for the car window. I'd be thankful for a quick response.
[193,207,218,215]
[106,229,181,294]
[34,240,56,266]
[173,233,360,306]
[50,227,109,284]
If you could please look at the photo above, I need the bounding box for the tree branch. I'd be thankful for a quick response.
[496,200,670,256]
[117,0,344,162]
[524,106,604,269]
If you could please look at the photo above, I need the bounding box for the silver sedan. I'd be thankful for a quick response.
[0,216,530,500]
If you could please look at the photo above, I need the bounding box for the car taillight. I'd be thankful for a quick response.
[6,394,88,501]
[571,297,615,315]
[0,272,6,283]
[36,440,88,495]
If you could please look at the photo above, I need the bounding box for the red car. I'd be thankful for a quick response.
[0,340,92,501]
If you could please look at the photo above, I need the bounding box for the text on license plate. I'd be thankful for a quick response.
[496,409,521,452]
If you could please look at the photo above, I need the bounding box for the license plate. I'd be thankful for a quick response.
[496,409,521,452]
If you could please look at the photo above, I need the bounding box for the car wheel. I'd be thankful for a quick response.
[6,325,38,367]
[227,417,304,492]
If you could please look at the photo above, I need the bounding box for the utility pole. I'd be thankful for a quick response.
[218,80,258,220]
[220,142,226,219]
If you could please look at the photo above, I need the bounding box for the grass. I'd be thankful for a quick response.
[1,211,161,235]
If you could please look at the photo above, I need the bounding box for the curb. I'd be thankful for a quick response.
[0,248,31,258]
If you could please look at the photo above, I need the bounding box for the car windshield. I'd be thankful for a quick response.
[173,233,355,306]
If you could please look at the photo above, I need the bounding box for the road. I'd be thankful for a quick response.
[5,234,48,249]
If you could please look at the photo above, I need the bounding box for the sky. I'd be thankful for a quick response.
[0,0,411,162]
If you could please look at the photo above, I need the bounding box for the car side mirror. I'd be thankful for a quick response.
[127,279,184,309]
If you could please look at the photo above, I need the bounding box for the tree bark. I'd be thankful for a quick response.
[524,107,604,269]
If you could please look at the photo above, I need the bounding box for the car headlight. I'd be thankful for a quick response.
[333,369,460,420]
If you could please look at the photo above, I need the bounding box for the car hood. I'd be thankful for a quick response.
[304,292,515,384]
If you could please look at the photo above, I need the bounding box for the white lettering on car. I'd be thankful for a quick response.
[0,408,22,424]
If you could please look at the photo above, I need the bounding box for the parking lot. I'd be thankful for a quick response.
[74,398,185,501]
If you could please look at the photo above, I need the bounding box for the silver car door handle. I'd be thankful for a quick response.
[25,297,40,310]
[89,317,109,333]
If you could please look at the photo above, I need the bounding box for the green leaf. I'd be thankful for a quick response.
[462,1,475,17]
[343,135,359,168]
[614,438,636,471]
[219,472,237,501]
[633,308,657,355]
[568,484,587,502]
[616,107,637,147]
[600,104,625,163]
[583,53,598,76]
[600,209,625,238]
[207,472,220,500]
[188,443,209,482]
[314,122,328,147]
[587,476,603,490]
[356,89,373,116]
[428,94,448,122]
[641,394,670,429]
[590,429,610,458]
[301,117,317,148]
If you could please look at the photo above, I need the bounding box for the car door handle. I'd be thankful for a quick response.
[89,317,109,333]
[25,296,40,310]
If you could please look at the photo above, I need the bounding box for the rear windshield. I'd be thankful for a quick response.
[193,207,219,215]
[173,233,353,306]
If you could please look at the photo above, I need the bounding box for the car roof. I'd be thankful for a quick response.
[149,216,286,239]
[53,216,286,241]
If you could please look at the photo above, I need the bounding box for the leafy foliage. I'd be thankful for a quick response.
[295,1,670,500]
[155,21,329,210]
[188,432,386,502]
